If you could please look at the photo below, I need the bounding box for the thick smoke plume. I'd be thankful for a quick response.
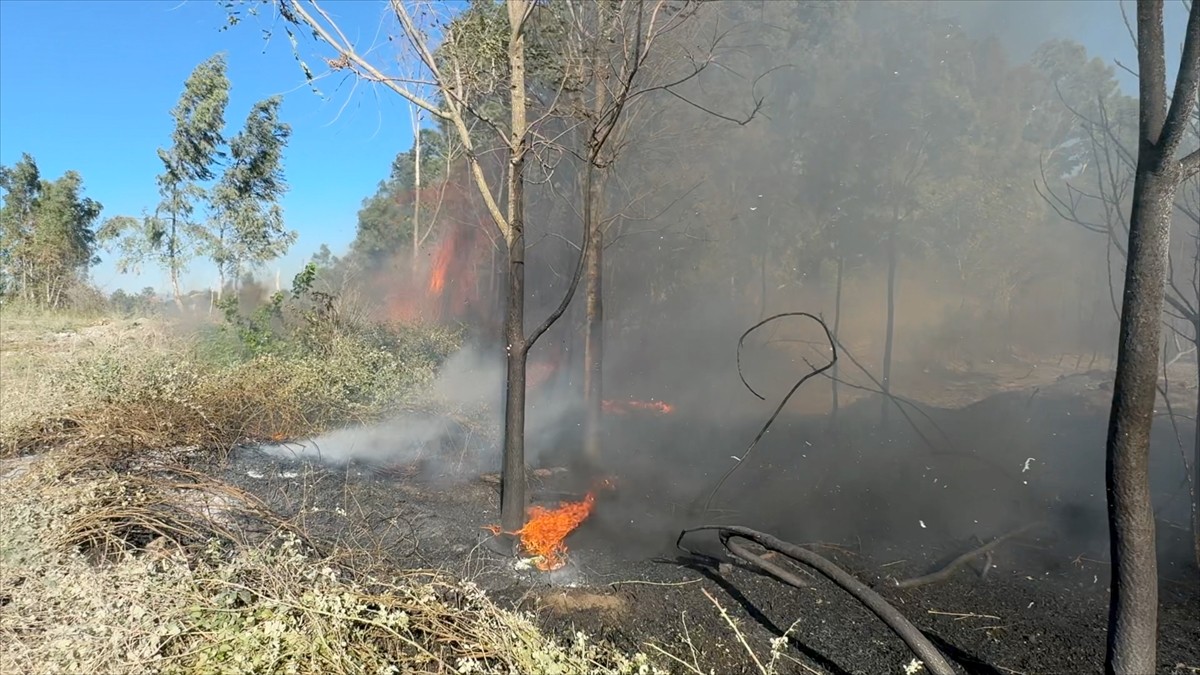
[263,0,1198,571]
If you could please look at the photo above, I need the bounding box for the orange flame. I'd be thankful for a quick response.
[488,492,596,571]
[428,238,453,295]
[602,399,675,415]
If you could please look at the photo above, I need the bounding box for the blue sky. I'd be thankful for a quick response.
[0,0,1189,294]
[1,0,427,294]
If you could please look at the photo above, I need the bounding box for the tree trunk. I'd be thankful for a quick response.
[881,217,898,427]
[412,109,423,276]
[500,229,528,536]
[581,51,610,464]
[499,0,530,537]
[169,216,184,311]
[170,267,183,311]
[1105,152,1175,675]
[582,163,604,463]
[1105,2,1199,670]
[831,254,845,423]
[1193,319,1200,571]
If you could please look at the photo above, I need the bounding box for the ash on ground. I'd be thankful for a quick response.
[207,380,1199,675]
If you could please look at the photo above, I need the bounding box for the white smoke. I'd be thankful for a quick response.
[258,343,584,474]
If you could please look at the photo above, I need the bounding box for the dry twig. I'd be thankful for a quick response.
[892,523,1041,590]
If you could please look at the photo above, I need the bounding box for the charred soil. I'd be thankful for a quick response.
[216,371,1200,675]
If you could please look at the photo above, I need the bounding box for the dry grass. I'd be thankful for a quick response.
[0,310,461,458]
[0,447,668,674]
[0,314,177,443]
[0,310,669,674]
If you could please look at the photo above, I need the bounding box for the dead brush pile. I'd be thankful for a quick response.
[0,447,667,675]
[0,303,665,673]
[0,314,467,459]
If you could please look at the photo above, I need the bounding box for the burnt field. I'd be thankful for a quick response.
[214,369,1200,675]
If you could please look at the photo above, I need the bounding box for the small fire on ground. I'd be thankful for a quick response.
[602,398,675,416]
[488,492,596,571]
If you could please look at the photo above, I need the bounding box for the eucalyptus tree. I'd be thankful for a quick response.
[208,95,295,296]
[0,153,103,308]
[101,54,230,309]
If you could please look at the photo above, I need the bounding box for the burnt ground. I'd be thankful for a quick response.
[211,370,1200,675]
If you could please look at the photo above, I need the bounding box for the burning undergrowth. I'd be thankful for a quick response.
[0,448,671,675]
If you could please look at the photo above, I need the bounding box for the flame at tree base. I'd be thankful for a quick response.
[487,492,596,571]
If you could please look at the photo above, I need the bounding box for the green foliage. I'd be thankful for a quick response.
[208,95,296,286]
[216,263,463,381]
[101,55,296,304]
[0,153,104,308]
[351,128,450,265]
[218,288,285,356]
[101,54,232,303]
[108,287,162,317]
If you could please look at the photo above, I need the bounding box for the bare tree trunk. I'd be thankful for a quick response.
[881,217,898,427]
[499,0,531,536]
[1193,318,1200,570]
[170,268,183,311]
[1106,168,1173,675]
[582,163,604,462]
[831,253,845,422]
[412,108,423,276]
[170,220,184,311]
[500,229,528,535]
[1105,3,1199,671]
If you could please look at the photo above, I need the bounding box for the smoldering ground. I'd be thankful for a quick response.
[253,0,1198,583]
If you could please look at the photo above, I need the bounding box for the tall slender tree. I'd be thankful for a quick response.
[157,54,230,308]
[104,54,230,308]
[1102,1,1199,672]
[208,95,295,295]
[271,0,592,538]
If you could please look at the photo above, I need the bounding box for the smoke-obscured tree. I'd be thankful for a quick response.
[267,0,593,539]
[101,54,230,309]
[207,95,295,297]
[1096,1,1199,672]
[550,0,763,462]
[0,153,104,308]
[706,3,978,424]
[352,127,451,266]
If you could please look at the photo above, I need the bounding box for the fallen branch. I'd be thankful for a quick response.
[678,525,956,675]
[927,610,1002,621]
[892,523,1041,590]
